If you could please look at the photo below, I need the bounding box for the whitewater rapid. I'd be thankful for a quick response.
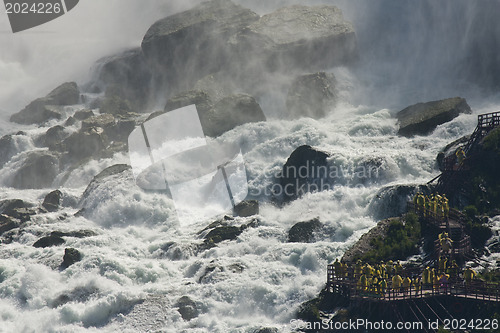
[0,94,490,332]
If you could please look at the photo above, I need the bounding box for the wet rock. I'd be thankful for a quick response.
[286,72,337,119]
[0,199,33,214]
[73,109,95,120]
[203,94,266,137]
[61,248,82,268]
[42,190,63,212]
[288,218,323,243]
[0,215,20,236]
[62,126,108,161]
[175,296,199,321]
[11,151,59,189]
[100,94,133,116]
[33,234,65,248]
[232,5,357,71]
[0,133,24,167]
[194,73,235,102]
[368,184,433,221]
[397,97,472,137]
[277,145,331,203]
[79,164,132,205]
[204,225,242,245]
[81,113,115,131]
[41,125,70,150]
[64,116,77,126]
[93,48,152,110]
[141,0,259,94]
[163,90,213,115]
[10,82,80,124]
[7,208,36,223]
[234,199,259,217]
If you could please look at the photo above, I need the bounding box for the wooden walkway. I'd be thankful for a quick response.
[327,266,500,303]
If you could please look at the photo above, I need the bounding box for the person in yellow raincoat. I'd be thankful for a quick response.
[333,259,342,278]
[464,267,476,285]
[402,276,411,294]
[392,274,403,292]
[422,267,431,288]
[358,274,368,291]
[456,147,466,166]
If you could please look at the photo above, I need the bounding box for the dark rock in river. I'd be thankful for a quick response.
[40,125,70,150]
[288,218,323,243]
[286,72,337,119]
[234,199,259,217]
[397,97,472,137]
[231,5,357,72]
[10,82,80,124]
[79,164,132,205]
[61,248,82,268]
[278,145,331,203]
[33,234,65,248]
[175,296,199,321]
[141,0,259,95]
[93,48,152,110]
[11,151,59,189]
[0,133,25,167]
[73,109,95,121]
[203,94,266,137]
[0,215,20,236]
[43,190,63,212]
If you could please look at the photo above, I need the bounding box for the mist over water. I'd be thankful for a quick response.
[0,1,499,332]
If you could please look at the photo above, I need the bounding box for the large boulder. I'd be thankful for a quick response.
[277,145,331,203]
[40,125,70,150]
[10,82,80,124]
[396,97,472,137]
[175,296,199,321]
[62,127,108,161]
[288,218,323,243]
[0,132,27,167]
[203,94,266,137]
[0,215,20,236]
[92,48,152,110]
[61,248,82,269]
[11,151,59,189]
[42,190,63,212]
[231,5,357,71]
[286,72,337,119]
[141,0,259,94]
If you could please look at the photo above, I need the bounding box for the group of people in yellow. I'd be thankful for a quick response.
[332,258,477,297]
[413,192,450,221]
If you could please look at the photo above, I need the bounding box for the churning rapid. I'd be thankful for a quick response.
[0,1,499,332]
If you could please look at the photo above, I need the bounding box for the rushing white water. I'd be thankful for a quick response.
[1,1,500,332]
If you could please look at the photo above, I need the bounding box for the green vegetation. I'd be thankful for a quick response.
[469,127,500,213]
[462,205,492,248]
[360,213,421,262]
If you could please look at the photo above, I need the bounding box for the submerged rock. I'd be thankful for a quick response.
[397,97,472,137]
[288,218,323,243]
[278,145,331,203]
[286,72,337,119]
[10,82,80,124]
[11,151,59,189]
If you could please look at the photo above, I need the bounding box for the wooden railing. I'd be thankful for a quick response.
[327,265,500,302]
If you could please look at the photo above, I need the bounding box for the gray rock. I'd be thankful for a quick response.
[10,82,79,124]
[61,248,82,268]
[141,0,259,94]
[0,199,33,214]
[92,48,152,110]
[0,215,20,236]
[11,151,59,189]
[204,225,242,245]
[80,164,132,205]
[0,133,24,167]
[164,90,213,115]
[42,190,63,212]
[234,199,259,217]
[277,145,331,203]
[397,97,472,137]
[62,127,108,161]
[41,125,70,150]
[51,230,97,238]
[286,72,336,119]
[99,94,133,116]
[231,5,357,71]
[6,208,35,223]
[204,94,266,137]
[175,296,199,321]
[73,109,95,120]
[81,113,115,131]
[33,234,65,248]
[194,73,235,102]
[288,218,323,243]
